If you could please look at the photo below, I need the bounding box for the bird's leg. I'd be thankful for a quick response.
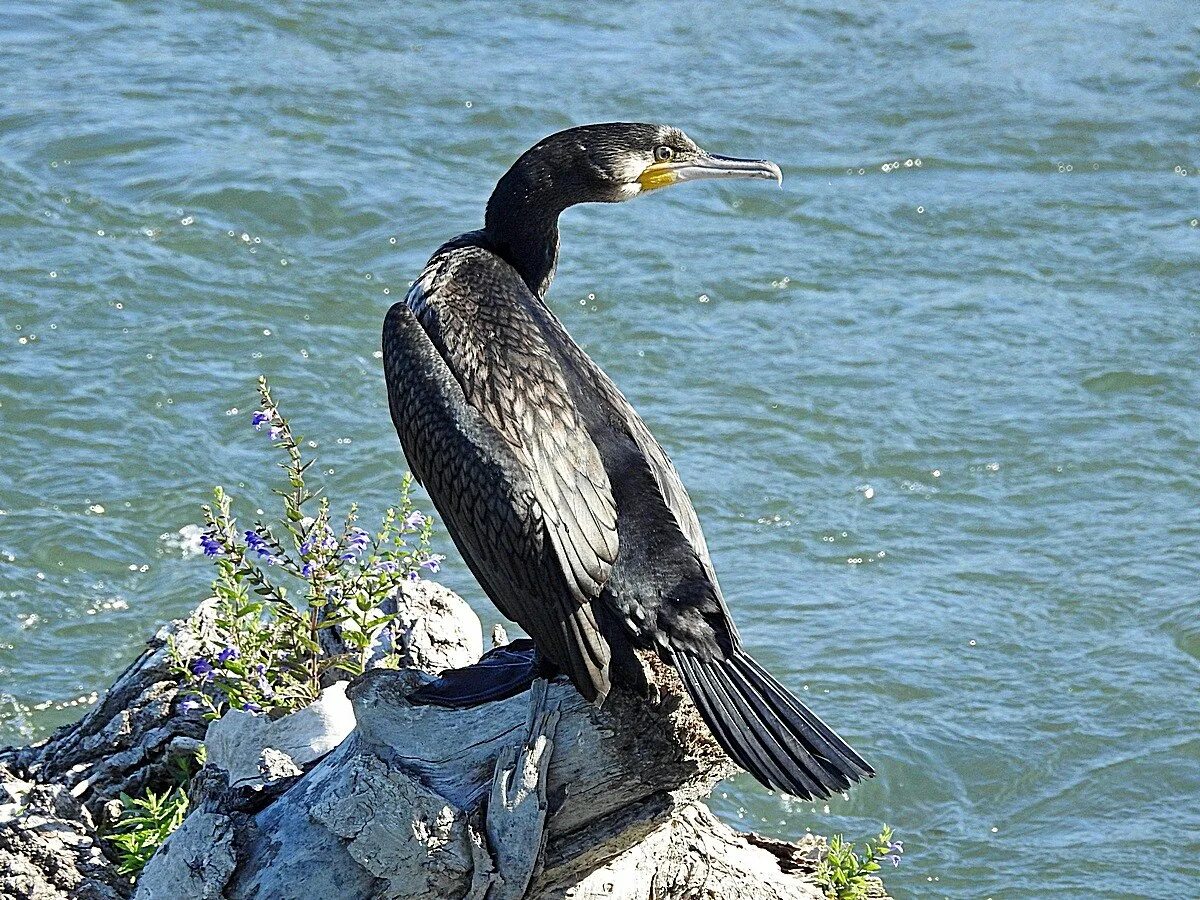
[407,638,549,708]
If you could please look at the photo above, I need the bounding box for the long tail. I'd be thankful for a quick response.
[674,650,874,799]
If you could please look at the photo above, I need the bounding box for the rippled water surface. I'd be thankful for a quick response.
[2,2,1198,896]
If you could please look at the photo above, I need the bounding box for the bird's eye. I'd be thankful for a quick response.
[654,146,674,163]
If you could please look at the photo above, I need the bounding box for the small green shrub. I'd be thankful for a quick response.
[815,825,903,900]
[106,757,195,875]
[168,376,442,719]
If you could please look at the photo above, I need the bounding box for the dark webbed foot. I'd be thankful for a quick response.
[408,639,553,708]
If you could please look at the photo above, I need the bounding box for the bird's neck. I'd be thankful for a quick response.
[484,164,566,299]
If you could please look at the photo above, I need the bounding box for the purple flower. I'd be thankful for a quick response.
[299,540,313,557]
[878,838,903,867]
[407,570,420,582]
[241,702,262,713]
[251,410,270,430]
[200,532,222,557]
[217,646,238,664]
[244,530,277,563]
[402,510,426,530]
[301,562,314,578]
[373,560,398,573]
[419,554,445,574]
[269,425,283,441]
[190,658,214,681]
[178,696,202,714]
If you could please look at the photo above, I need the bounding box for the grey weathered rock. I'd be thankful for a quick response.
[204,681,355,789]
[3,582,879,900]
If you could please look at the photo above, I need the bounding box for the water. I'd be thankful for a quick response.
[1,2,1197,896]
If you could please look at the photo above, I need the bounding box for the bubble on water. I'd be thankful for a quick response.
[280,258,288,265]
[251,351,262,359]
[917,206,924,214]
[228,230,235,237]
[1057,164,1065,173]
[365,273,372,280]
[253,236,261,244]
[301,349,311,358]
[932,469,941,477]
[846,168,854,175]
[88,504,105,514]
[914,158,922,167]
[904,158,914,167]
[698,293,710,303]
[49,323,57,330]
[1065,164,1073,172]
[383,287,390,294]
[241,233,251,242]
[1191,219,1198,227]
[857,168,865,175]
[225,407,239,415]
[969,639,977,646]
[991,827,998,833]
[587,293,596,301]
[97,229,105,236]
[115,302,123,309]
[49,271,57,278]
[986,462,1000,471]
[51,161,58,168]
[1093,163,1099,170]
[370,350,380,359]
[389,237,397,244]
[263,329,271,336]
[181,215,194,225]
[18,337,27,345]
[465,101,473,108]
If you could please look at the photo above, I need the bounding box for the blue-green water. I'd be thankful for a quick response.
[2,3,1198,896]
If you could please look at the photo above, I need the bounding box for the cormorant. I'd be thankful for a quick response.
[382,123,873,799]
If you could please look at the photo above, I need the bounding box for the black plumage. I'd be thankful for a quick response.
[382,123,873,799]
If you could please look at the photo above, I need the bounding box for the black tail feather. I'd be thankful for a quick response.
[675,650,873,799]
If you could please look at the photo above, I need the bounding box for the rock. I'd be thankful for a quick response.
[384,579,484,672]
[2,581,884,900]
[204,681,356,789]
[0,778,129,900]
[132,811,236,900]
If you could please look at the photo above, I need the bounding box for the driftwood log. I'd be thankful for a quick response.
[1,582,880,900]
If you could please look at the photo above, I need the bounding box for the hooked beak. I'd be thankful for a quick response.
[638,152,783,192]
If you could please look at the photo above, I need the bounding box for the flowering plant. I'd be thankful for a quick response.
[815,824,903,899]
[169,376,443,719]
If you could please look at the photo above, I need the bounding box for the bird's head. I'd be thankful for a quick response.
[483,123,780,295]
[489,122,782,215]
